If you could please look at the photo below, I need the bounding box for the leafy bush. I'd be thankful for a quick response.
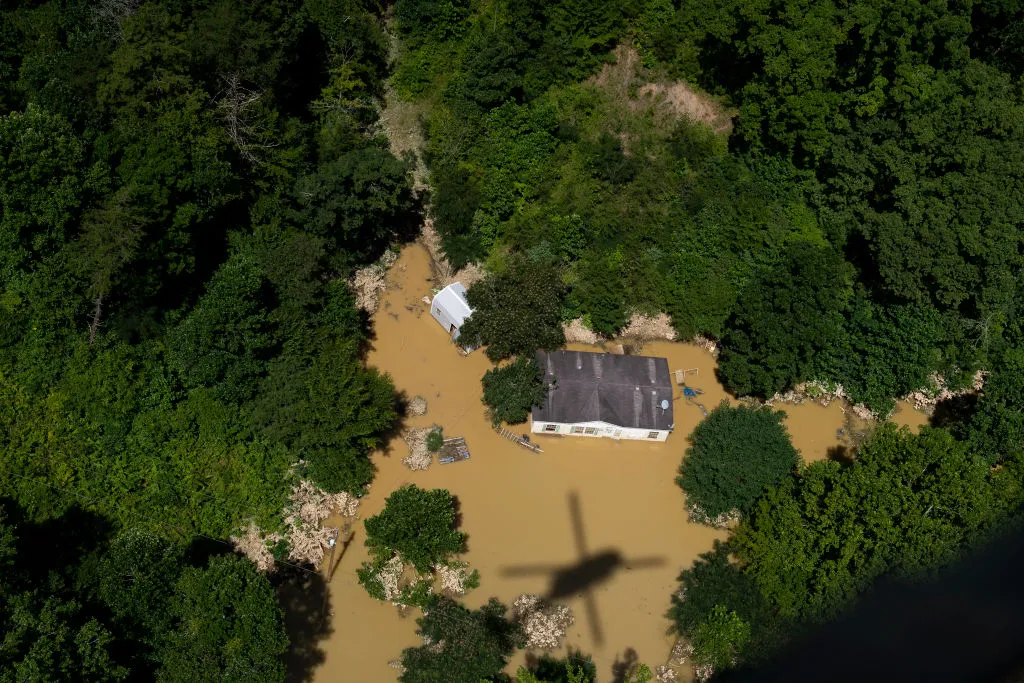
[677,403,799,522]
[481,356,546,425]
[400,597,525,683]
[717,242,853,398]
[363,485,466,572]
[458,258,566,361]
[426,425,444,452]
[690,605,751,672]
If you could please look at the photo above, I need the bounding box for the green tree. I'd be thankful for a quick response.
[295,146,417,270]
[677,403,800,522]
[400,596,525,683]
[426,425,445,452]
[0,104,85,280]
[158,555,288,683]
[297,338,397,494]
[1,592,127,682]
[481,356,546,425]
[735,425,1017,621]
[718,243,853,398]
[363,485,466,573]
[459,258,566,361]
[690,605,751,673]
[96,529,183,650]
[166,255,276,403]
[517,652,597,682]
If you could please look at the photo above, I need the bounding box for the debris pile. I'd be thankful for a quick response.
[350,250,398,313]
[620,312,678,341]
[435,563,475,596]
[512,594,574,650]
[401,427,433,471]
[562,317,601,344]
[407,395,428,416]
[231,478,360,571]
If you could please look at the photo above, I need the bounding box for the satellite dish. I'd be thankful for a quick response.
[660,399,669,410]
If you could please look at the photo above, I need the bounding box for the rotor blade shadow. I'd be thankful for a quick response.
[501,565,560,577]
[622,556,666,570]
[584,591,604,647]
[569,491,588,557]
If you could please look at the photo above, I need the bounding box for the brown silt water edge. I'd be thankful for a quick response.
[305,243,930,682]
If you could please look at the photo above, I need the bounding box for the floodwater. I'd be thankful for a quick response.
[305,243,930,682]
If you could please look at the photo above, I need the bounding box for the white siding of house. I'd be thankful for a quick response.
[530,419,669,442]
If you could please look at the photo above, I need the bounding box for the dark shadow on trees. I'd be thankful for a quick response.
[826,445,855,465]
[524,650,598,682]
[374,390,408,458]
[930,393,979,429]
[276,567,333,683]
[1,501,114,577]
[275,21,330,120]
[450,494,465,538]
[609,647,640,683]
[715,522,1024,683]
[182,534,234,569]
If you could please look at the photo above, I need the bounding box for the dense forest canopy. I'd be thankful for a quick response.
[1,0,413,674]
[0,0,412,536]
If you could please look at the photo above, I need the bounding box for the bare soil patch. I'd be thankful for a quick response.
[591,45,734,134]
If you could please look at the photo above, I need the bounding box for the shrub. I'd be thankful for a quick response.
[426,425,444,452]
[458,258,566,361]
[482,356,546,425]
[363,485,465,572]
[677,402,799,522]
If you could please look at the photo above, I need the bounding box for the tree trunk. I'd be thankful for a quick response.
[89,293,103,345]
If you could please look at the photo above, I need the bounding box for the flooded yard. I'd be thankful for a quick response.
[305,244,929,682]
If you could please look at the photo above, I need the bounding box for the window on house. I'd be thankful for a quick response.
[584,427,598,435]
[570,426,584,434]
[543,424,558,433]
[648,431,660,439]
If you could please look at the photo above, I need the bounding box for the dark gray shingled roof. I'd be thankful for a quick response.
[532,350,674,431]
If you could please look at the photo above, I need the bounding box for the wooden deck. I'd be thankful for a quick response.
[438,437,470,464]
[496,427,543,453]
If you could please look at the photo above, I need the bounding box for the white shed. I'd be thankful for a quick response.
[430,282,474,343]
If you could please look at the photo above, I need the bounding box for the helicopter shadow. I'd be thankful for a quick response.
[501,491,666,647]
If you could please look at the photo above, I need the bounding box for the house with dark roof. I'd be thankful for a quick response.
[531,350,675,442]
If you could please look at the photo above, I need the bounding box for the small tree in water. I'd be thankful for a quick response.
[677,402,799,524]
[481,356,546,425]
[426,425,444,452]
[400,596,525,683]
[690,605,751,679]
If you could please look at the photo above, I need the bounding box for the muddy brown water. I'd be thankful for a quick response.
[305,244,929,682]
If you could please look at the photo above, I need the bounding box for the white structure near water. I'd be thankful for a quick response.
[430,282,474,344]
[531,350,675,441]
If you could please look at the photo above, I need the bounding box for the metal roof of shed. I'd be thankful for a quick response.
[432,282,473,325]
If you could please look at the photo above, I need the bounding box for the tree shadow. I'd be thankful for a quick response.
[276,567,333,683]
[450,494,466,545]
[930,393,979,429]
[826,445,855,465]
[610,647,640,683]
[375,390,411,458]
[1,501,114,577]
